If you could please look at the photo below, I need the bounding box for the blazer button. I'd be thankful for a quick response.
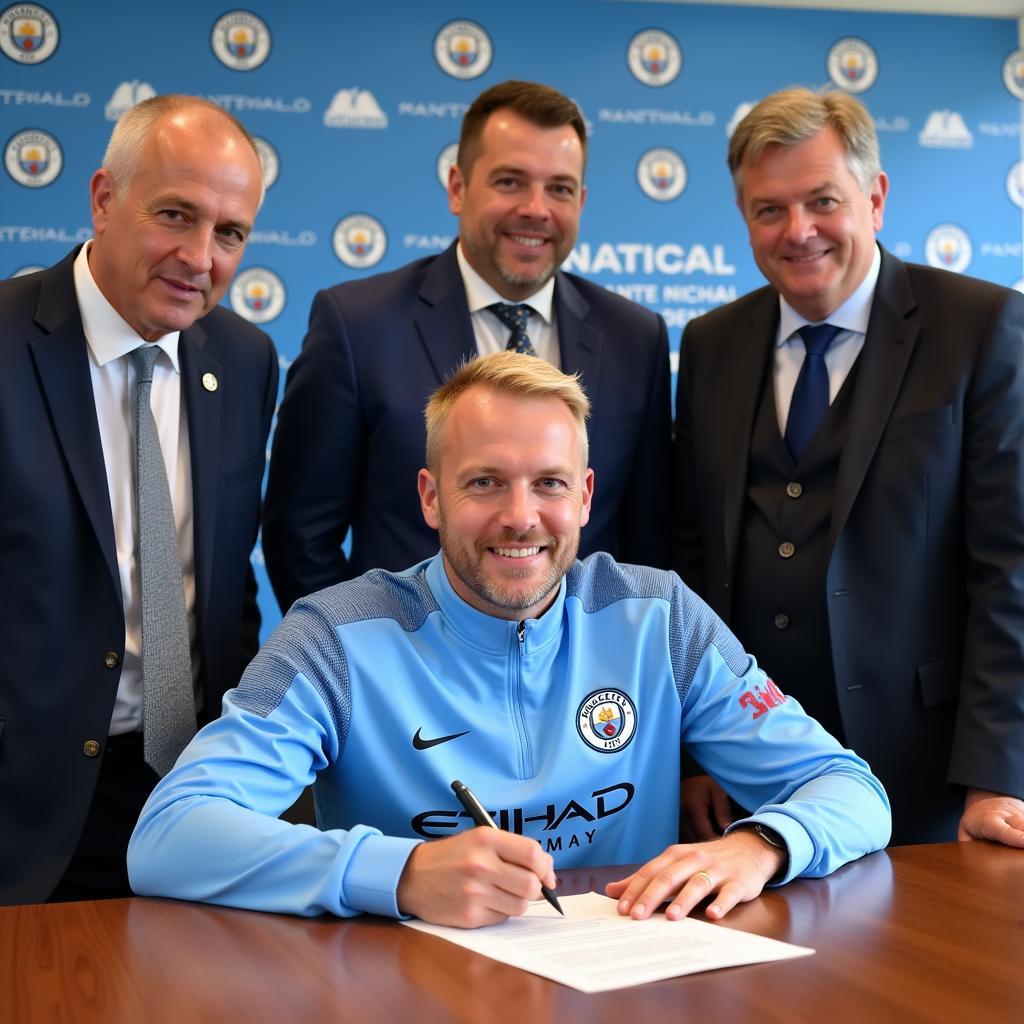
[83,739,101,758]
[786,482,803,498]
[774,613,790,630]
[778,541,796,558]
[104,651,119,669]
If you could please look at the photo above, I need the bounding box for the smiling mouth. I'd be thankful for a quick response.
[784,248,832,263]
[492,545,543,558]
[506,233,548,248]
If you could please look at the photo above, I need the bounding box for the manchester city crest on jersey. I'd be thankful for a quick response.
[5,128,62,187]
[627,29,682,87]
[924,223,972,274]
[333,213,387,269]
[230,267,286,324]
[1002,49,1024,99]
[827,37,878,93]
[637,147,687,202]
[211,10,271,71]
[434,20,492,80]
[1,4,59,64]
[577,689,637,753]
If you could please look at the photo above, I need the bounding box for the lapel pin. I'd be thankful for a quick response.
[202,372,219,393]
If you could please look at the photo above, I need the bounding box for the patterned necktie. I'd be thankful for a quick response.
[784,323,842,462]
[130,344,196,777]
[489,302,536,356]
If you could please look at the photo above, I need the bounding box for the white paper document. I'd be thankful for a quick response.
[402,891,814,993]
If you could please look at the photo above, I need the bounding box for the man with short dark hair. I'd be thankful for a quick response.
[262,80,671,613]
[130,351,889,928]
[0,95,278,903]
[674,86,1024,848]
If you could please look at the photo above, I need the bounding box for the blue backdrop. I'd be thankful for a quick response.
[2,1,1021,638]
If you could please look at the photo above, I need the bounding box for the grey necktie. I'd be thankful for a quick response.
[131,344,195,777]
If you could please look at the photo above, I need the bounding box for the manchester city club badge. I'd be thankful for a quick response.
[577,689,637,753]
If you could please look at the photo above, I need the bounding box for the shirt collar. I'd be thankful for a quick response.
[73,241,182,372]
[456,241,555,324]
[424,550,565,654]
[777,242,881,347]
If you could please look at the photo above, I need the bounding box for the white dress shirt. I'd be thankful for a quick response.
[456,242,560,365]
[773,244,881,433]
[73,242,199,735]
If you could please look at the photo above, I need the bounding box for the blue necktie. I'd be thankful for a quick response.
[489,303,536,356]
[784,323,842,462]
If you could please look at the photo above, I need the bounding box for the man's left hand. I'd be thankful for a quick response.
[958,787,1024,848]
[605,830,785,922]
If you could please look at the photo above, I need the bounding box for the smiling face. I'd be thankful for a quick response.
[737,126,888,322]
[418,385,593,622]
[88,109,262,341]
[449,108,585,301]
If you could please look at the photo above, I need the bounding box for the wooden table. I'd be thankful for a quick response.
[2,843,1022,1023]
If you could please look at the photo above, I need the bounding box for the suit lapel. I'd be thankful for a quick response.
[720,290,777,581]
[413,244,478,384]
[829,251,919,549]
[29,254,120,594]
[180,320,222,630]
[553,272,602,391]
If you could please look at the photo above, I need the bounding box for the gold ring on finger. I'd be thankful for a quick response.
[695,870,713,887]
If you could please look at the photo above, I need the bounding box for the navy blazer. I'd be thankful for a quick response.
[674,248,1024,844]
[263,243,671,612]
[0,250,278,903]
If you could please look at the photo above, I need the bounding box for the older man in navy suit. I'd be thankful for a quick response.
[0,95,278,904]
[263,80,671,612]
[674,87,1024,848]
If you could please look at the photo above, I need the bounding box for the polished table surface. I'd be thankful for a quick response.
[2,842,1022,1024]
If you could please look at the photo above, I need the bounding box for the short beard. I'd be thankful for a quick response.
[439,525,577,617]
[495,253,557,293]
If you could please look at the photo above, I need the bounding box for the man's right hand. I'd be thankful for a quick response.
[396,827,556,928]
[680,774,735,842]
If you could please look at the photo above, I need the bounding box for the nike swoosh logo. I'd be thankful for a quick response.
[412,727,470,750]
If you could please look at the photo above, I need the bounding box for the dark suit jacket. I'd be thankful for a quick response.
[0,249,278,903]
[263,243,671,612]
[674,248,1024,844]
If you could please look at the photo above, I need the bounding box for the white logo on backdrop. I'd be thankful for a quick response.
[1002,49,1024,99]
[324,88,387,129]
[726,102,755,138]
[436,142,458,190]
[105,80,156,122]
[918,110,973,149]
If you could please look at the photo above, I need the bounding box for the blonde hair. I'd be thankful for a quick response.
[425,351,591,472]
[728,87,881,197]
[102,94,264,205]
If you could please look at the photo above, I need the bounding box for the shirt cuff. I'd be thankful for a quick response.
[726,811,812,886]
[341,834,423,918]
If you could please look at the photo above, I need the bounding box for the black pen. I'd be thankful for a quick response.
[451,779,564,916]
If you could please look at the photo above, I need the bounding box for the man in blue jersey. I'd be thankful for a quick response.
[129,352,890,927]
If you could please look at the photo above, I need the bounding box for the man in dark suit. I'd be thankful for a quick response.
[263,80,670,612]
[674,87,1024,847]
[0,95,278,904]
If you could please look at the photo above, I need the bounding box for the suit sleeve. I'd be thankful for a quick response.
[672,320,706,594]
[948,289,1024,798]
[263,289,363,613]
[617,313,672,568]
[240,331,280,665]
